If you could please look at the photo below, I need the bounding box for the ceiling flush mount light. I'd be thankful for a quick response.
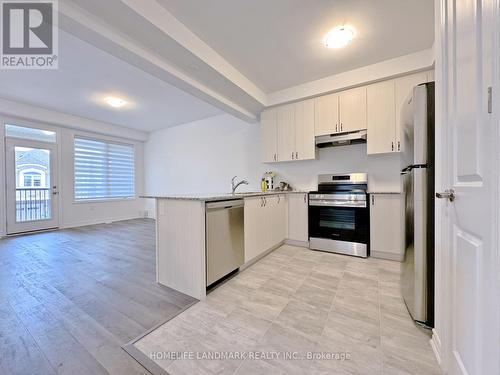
[324,25,356,49]
[104,96,127,108]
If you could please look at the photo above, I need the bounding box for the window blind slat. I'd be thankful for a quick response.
[74,137,135,200]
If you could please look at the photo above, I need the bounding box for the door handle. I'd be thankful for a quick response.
[436,189,455,202]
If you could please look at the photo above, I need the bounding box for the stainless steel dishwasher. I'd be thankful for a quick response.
[206,199,244,286]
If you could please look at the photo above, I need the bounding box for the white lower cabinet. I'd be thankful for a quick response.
[369,193,403,261]
[287,193,308,242]
[244,195,286,263]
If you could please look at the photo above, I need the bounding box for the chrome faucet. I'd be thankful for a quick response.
[231,176,249,194]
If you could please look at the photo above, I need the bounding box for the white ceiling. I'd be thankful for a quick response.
[0,30,222,131]
[158,0,435,92]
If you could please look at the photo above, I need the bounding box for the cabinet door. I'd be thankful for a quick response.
[263,195,278,249]
[261,109,278,163]
[394,72,428,152]
[294,99,316,160]
[287,193,308,242]
[367,80,396,154]
[314,93,339,136]
[276,104,295,162]
[244,197,265,263]
[275,194,287,244]
[339,87,367,133]
[369,194,402,259]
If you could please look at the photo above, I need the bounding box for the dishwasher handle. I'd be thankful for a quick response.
[206,199,244,211]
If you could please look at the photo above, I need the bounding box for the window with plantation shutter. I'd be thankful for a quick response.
[74,137,135,201]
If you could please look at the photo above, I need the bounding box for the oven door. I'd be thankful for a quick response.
[308,197,369,256]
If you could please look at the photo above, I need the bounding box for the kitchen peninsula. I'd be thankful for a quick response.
[143,191,309,300]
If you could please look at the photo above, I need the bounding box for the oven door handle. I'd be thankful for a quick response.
[309,200,367,208]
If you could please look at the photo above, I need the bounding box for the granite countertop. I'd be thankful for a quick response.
[140,190,308,202]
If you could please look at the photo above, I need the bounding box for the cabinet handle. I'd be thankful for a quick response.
[304,194,307,203]
[277,195,280,204]
[295,151,298,159]
[397,141,400,151]
[291,152,294,159]
[341,123,343,131]
[371,195,375,205]
[391,142,394,151]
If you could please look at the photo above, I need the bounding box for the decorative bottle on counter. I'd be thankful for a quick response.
[261,178,267,192]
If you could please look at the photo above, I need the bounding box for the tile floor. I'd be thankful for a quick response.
[133,245,442,375]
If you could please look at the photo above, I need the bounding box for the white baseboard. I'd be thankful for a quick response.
[284,239,309,248]
[371,250,403,262]
[430,329,442,367]
[61,215,144,229]
[145,208,156,219]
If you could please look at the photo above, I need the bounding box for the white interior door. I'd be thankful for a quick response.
[437,0,499,374]
[5,138,59,234]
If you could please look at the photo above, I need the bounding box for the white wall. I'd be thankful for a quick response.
[0,111,147,237]
[144,114,401,213]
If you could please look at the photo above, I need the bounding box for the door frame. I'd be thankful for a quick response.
[5,137,60,234]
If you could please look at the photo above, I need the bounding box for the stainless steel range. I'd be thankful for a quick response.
[308,173,369,258]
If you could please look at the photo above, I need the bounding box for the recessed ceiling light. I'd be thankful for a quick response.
[104,96,127,108]
[324,25,356,49]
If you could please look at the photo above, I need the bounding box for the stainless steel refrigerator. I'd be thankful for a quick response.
[400,82,435,328]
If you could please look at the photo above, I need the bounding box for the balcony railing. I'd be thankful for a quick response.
[16,188,51,222]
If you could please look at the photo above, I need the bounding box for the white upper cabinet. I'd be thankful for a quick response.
[367,80,396,154]
[261,109,278,162]
[262,99,315,163]
[263,70,434,161]
[315,87,366,135]
[339,87,367,133]
[314,93,339,136]
[394,72,428,152]
[294,99,315,160]
[277,104,295,162]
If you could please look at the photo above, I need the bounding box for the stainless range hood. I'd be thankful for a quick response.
[315,129,367,148]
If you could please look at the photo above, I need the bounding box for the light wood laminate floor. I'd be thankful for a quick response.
[0,219,196,375]
[134,245,442,375]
